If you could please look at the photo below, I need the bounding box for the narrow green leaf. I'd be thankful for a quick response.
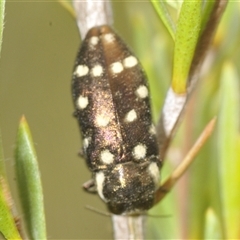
[218,62,240,239]
[58,0,75,18]
[204,208,222,239]
[15,116,47,240]
[0,0,5,54]
[172,0,201,93]
[150,0,176,40]
[0,177,22,240]
[0,133,21,239]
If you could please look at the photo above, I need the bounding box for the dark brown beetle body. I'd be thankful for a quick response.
[72,25,161,215]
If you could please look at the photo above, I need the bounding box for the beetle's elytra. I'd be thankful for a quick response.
[72,25,161,215]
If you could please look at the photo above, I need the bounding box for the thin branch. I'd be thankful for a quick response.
[72,0,113,39]
[72,2,144,239]
[157,0,228,160]
[112,215,145,240]
[157,88,187,160]
[155,117,217,204]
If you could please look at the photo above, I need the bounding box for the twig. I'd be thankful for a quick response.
[157,0,228,160]
[72,0,113,39]
[112,215,145,240]
[155,117,217,204]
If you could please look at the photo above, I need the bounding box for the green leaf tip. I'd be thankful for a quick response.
[204,208,222,239]
[58,0,75,18]
[20,114,26,123]
[150,0,176,40]
[19,115,29,129]
[15,116,47,240]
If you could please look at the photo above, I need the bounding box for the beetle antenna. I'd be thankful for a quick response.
[85,205,111,217]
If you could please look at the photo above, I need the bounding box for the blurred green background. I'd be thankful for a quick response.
[1,1,240,239]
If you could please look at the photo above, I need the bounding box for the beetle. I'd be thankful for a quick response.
[72,25,161,215]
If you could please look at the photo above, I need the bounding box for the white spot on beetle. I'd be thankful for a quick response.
[125,109,137,122]
[123,56,138,68]
[100,149,114,164]
[95,171,107,202]
[91,65,103,77]
[95,114,110,127]
[149,124,156,135]
[136,85,148,99]
[133,144,147,160]
[75,65,89,77]
[77,95,89,109]
[148,162,160,186]
[89,36,99,46]
[104,33,115,42]
[83,137,91,151]
[110,62,123,74]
